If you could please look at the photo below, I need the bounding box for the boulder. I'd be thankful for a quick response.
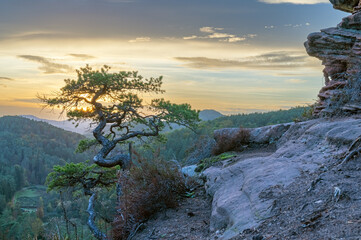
[213,123,292,146]
[203,117,361,240]
[181,165,198,177]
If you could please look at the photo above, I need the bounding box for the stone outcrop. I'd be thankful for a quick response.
[214,123,293,146]
[203,117,361,240]
[304,0,361,115]
[330,0,360,13]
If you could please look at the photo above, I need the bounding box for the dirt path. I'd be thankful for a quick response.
[132,187,212,240]
[132,146,279,240]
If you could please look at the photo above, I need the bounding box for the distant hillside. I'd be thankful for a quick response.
[0,116,91,207]
[21,115,92,135]
[144,106,308,162]
[199,109,223,121]
[22,109,224,135]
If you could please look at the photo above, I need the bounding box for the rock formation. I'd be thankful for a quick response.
[330,0,360,13]
[305,0,361,115]
[203,118,361,239]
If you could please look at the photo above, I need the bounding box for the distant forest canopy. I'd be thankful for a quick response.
[150,106,308,162]
[0,106,307,239]
[0,107,306,206]
[0,116,91,210]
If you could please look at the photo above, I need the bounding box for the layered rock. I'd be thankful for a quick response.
[305,1,361,115]
[330,0,360,13]
[204,118,361,240]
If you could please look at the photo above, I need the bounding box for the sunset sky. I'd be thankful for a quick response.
[0,0,347,120]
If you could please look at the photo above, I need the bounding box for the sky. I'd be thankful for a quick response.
[0,0,348,120]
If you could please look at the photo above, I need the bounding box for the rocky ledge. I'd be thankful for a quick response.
[305,0,361,115]
[203,117,361,239]
[330,0,360,13]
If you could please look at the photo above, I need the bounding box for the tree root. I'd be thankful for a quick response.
[340,135,361,165]
[341,147,361,165]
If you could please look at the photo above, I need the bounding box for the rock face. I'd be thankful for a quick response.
[214,123,293,146]
[330,0,360,13]
[203,117,361,240]
[305,1,361,115]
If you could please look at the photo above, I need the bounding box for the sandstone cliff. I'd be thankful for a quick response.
[305,0,361,115]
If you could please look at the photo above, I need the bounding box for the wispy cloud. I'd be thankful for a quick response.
[175,51,315,70]
[259,0,328,4]
[183,26,255,43]
[4,31,71,41]
[265,25,276,29]
[285,79,307,84]
[199,27,224,33]
[128,37,151,43]
[0,77,14,87]
[68,53,96,60]
[17,55,73,74]
[14,98,40,103]
[0,77,14,81]
[266,22,310,30]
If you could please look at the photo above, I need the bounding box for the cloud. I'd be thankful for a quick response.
[265,25,275,29]
[270,22,311,29]
[184,26,253,43]
[183,35,198,40]
[200,27,224,33]
[285,79,307,84]
[14,98,41,103]
[259,0,328,4]
[0,77,14,81]
[128,37,151,43]
[175,51,315,70]
[208,32,235,39]
[6,31,70,41]
[0,77,14,87]
[17,55,73,74]
[222,37,246,43]
[68,53,96,60]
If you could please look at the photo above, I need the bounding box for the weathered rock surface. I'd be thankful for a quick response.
[330,0,360,13]
[305,2,361,115]
[203,117,361,240]
[214,123,293,146]
[182,164,198,177]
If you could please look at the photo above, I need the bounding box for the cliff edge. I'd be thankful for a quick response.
[204,117,361,239]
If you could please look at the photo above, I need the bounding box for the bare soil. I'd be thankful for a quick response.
[132,186,212,240]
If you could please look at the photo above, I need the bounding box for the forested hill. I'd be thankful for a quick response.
[0,116,91,205]
[154,106,308,162]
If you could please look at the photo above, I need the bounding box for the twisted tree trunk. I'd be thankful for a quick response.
[87,192,108,240]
